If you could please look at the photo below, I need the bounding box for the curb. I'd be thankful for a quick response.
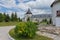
[8,33,15,40]
[8,26,15,40]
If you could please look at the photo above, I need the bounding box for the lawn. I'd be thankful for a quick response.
[9,29,53,40]
[0,22,20,26]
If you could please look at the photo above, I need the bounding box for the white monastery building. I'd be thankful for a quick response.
[51,0,60,26]
[23,9,51,22]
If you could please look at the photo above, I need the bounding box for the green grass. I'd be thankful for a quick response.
[0,22,20,26]
[9,29,53,40]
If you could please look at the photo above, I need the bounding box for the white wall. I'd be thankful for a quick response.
[52,2,60,26]
[31,18,43,22]
[25,14,32,21]
[56,17,60,26]
[31,18,50,22]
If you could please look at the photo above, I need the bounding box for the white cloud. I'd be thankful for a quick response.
[17,12,26,18]
[16,0,55,13]
[17,3,29,11]
[0,0,55,10]
[32,9,51,15]
[26,0,54,9]
[18,0,36,3]
[0,0,55,18]
[0,0,16,8]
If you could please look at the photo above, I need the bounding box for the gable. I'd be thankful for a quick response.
[51,0,60,7]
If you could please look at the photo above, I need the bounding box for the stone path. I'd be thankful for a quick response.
[36,31,60,40]
[0,26,15,40]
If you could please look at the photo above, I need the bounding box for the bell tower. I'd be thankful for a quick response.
[25,8,32,21]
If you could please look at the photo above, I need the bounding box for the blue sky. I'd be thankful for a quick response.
[0,0,54,18]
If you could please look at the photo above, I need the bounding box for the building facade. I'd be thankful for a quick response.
[31,14,52,22]
[51,0,60,26]
[23,9,32,22]
[22,9,52,22]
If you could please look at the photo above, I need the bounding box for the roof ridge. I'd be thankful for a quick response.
[51,0,60,7]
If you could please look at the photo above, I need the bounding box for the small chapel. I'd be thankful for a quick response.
[51,0,60,26]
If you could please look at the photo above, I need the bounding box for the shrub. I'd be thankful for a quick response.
[14,22,37,38]
[34,22,39,25]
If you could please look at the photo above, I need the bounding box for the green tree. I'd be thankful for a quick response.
[3,13,6,22]
[5,14,10,22]
[42,19,47,22]
[18,18,20,21]
[44,19,47,22]
[11,13,15,21]
[0,13,3,22]
[14,12,18,21]
[18,18,22,22]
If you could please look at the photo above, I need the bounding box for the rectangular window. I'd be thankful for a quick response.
[57,11,60,17]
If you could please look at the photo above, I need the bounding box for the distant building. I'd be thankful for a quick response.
[22,9,32,22]
[31,14,52,22]
[51,0,60,26]
[22,9,52,22]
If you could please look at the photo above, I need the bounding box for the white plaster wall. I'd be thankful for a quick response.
[31,18,50,22]
[56,17,60,26]
[25,14,32,21]
[26,14,32,17]
[52,2,60,26]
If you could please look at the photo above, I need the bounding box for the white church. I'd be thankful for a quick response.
[51,0,60,26]
[22,9,51,22]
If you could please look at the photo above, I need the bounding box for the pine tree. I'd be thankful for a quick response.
[44,19,47,22]
[18,18,20,21]
[5,14,10,22]
[0,13,3,22]
[14,12,18,21]
[11,13,15,21]
[3,13,6,22]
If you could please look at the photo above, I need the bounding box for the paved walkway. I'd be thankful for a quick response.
[36,31,60,40]
[0,26,15,40]
[0,26,60,40]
